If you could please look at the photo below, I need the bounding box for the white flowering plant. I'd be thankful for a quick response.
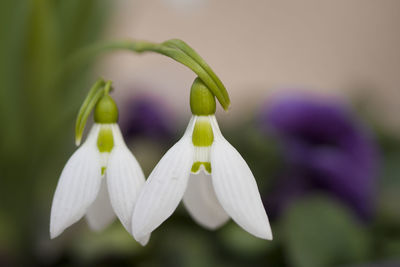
[50,39,272,246]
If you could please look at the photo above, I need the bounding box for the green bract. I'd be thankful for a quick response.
[162,39,230,110]
[75,79,105,145]
[75,80,117,146]
[190,78,216,115]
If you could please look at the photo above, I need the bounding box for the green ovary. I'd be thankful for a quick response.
[191,162,211,174]
[97,127,114,152]
[94,95,119,123]
[190,78,216,115]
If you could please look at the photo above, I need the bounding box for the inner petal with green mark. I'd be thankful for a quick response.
[97,125,114,152]
[97,124,114,175]
[192,117,214,146]
[191,162,211,174]
[191,117,213,174]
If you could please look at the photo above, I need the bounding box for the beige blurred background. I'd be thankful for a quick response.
[99,0,400,131]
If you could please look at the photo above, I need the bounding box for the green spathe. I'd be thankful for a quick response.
[75,80,115,146]
[75,79,106,145]
[94,95,118,123]
[190,78,216,115]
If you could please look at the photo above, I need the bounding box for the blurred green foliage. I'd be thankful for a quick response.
[0,1,400,266]
[223,115,400,267]
[281,195,370,267]
[0,0,111,264]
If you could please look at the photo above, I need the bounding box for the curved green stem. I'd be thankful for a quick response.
[163,39,230,108]
[103,80,113,95]
[61,39,230,110]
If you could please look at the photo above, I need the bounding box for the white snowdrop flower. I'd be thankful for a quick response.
[50,92,149,245]
[132,78,272,244]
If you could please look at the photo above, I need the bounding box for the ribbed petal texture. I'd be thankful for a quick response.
[210,116,272,240]
[107,145,146,234]
[131,136,194,243]
[50,144,102,238]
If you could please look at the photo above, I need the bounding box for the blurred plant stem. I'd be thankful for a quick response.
[0,0,112,263]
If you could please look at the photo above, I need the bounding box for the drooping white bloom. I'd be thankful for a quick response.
[50,123,149,245]
[132,115,272,243]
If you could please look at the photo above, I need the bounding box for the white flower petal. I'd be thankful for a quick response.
[131,117,196,243]
[138,234,151,246]
[86,178,116,231]
[210,116,272,240]
[110,124,128,147]
[183,171,230,229]
[106,125,146,234]
[50,125,102,239]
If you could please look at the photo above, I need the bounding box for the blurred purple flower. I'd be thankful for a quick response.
[120,94,175,141]
[259,94,378,220]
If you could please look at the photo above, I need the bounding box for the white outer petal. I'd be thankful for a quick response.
[183,171,230,229]
[137,234,151,246]
[210,116,272,240]
[106,125,147,237]
[50,125,102,239]
[131,116,196,243]
[86,177,116,231]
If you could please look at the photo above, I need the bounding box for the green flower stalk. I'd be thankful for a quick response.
[60,39,230,111]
